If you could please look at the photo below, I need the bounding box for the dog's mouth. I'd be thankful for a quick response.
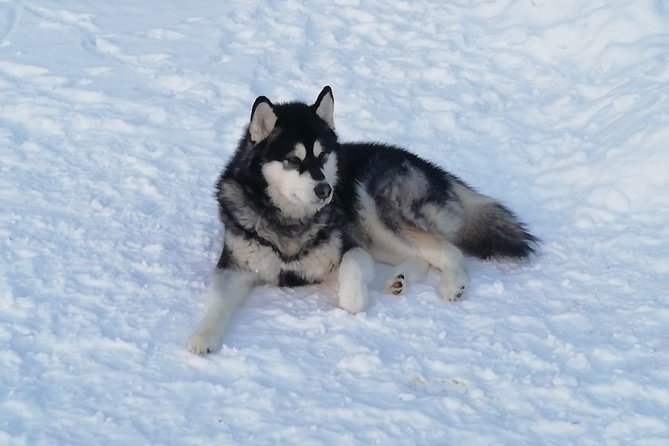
[289,193,331,207]
[317,195,332,205]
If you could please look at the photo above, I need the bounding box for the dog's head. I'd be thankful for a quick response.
[247,86,339,219]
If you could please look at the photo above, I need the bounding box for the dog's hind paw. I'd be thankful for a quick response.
[438,266,469,301]
[384,273,405,296]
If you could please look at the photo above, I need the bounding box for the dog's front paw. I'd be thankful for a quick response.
[338,280,369,313]
[187,328,220,355]
[438,265,469,301]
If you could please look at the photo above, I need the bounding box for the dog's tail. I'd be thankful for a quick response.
[453,183,538,260]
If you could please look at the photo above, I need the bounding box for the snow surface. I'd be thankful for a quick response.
[1,0,668,444]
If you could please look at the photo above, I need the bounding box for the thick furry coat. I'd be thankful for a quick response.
[188,87,536,354]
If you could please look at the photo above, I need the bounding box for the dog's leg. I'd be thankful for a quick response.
[383,256,431,296]
[402,232,469,301]
[427,243,468,301]
[338,247,375,313]
[187,268,257,354]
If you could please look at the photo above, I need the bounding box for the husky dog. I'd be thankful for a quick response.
[187,86,536,354]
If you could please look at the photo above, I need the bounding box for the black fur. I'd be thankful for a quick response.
[457,202,538,259]
[278,270,309,287]
[336,142,459,231]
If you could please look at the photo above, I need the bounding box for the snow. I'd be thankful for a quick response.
[1,0,668,444]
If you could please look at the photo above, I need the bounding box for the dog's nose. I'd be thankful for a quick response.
[314,182,332,200]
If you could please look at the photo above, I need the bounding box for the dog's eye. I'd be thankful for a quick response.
[286,156,301,165]
[317,152,328,162]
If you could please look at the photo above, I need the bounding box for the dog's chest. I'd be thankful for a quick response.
[225,230,342,285]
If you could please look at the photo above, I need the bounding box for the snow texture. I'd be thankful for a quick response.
[1,0,668,444]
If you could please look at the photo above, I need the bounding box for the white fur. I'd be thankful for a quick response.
[187,269,257,354]
[383,256,430,295]
[293,142,306,160]
[225,231,282,282]
[313,141,323,157]
[262,158,335,219]
[426,243,468,301]
[285,231,342,283]
[338,247,375,313]
[322,152,338,186]
[262,161,324,217]
[249,102,277,143]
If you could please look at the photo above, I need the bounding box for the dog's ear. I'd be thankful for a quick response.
[249,96,277,143]
[313,86,335,130]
